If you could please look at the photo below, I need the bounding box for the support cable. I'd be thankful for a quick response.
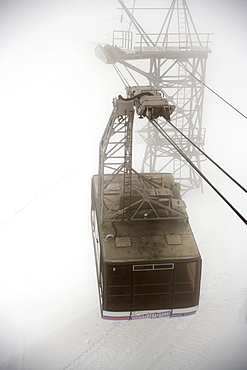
[165,119,247,193]
[128,0,136,31]
[151,119,247,225]
[124,65,139,86]
[118,0,155,47]
[113,64,129,86]
[174,59,247,120]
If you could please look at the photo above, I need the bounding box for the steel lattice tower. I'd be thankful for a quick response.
[96,0,212,193]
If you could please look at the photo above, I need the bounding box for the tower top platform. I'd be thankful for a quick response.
[96,43,211,64]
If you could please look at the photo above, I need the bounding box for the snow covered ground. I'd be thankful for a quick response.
[0,0,246,369]
[0,176,246,370]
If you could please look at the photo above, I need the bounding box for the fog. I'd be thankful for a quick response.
[0,0,246,369]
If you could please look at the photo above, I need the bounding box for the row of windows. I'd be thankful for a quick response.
[106,261,199,311]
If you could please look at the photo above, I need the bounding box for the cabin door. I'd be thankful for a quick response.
[132,264,174,310]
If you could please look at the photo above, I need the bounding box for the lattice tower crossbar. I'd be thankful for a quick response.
[98,103,188,222]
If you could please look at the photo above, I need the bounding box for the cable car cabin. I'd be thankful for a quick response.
[91,172,201,320]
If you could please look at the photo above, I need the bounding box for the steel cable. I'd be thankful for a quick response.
[151,119,247,225]
[174,60,247,121]
[165,119,247,193]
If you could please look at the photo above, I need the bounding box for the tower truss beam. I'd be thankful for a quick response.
[96,0,212,193]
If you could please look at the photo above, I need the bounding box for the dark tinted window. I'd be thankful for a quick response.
[172,261,198,308]
[106,265,131,311]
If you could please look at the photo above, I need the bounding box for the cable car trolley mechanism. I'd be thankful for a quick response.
[91,87,202,320]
